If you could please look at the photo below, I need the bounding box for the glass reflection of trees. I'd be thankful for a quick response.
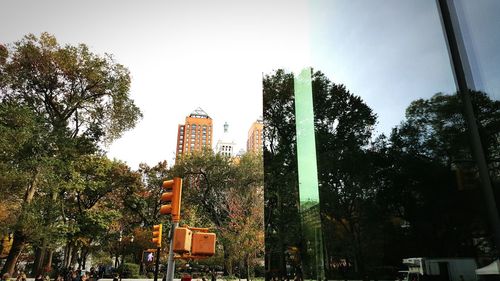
[263,69,500,280]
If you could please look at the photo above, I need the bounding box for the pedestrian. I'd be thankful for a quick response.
[66,270,72,281]
[88,268,94,281]
[98,266,104,279]
[181,273,192,281]
[70,271,78,281]
[2,273,11,281]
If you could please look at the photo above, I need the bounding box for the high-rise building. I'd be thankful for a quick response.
[215,122,236,157]
[175,107,213,159]
[247,117,263,153]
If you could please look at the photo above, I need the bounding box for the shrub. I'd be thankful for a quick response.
[117,263,140,278]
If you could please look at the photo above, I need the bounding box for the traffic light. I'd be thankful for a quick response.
[152,224,162,248]
[160,177,183,222]
[143,250,156,263]
[173,227,192,254]
[191,232,216,256]
[172,226,216,258]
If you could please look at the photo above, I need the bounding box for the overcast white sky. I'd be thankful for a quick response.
[2,0,498,169]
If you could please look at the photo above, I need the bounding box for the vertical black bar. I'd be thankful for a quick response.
[154,247,161,281]
[436,0,500,257]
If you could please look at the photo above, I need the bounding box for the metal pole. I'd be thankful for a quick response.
[166,222,178,281]
[154,247,161,281]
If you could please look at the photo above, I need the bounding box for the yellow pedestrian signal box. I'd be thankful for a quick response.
[152,224,162,248]
[173,227,192,253]
[191,232,216,256]
[160,177,183,222]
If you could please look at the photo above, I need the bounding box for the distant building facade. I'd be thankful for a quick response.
[215,122,236,157]
[247,117,263,153]
[176,107,213,159]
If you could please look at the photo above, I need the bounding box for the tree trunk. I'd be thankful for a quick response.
[238,261,242,281]
[2,171,41,275]
[77,249,83,270]
[64,243,73,269]
[223,244,232,276]
[277,193,287,281]
[24,169,40,204]
[246,255,251,281]
[44,249,54,272]
[1,230,26,275]
[81,248,89,270]
[63,244,69,269]
[32,246,42,275]
[70,246,78,269]
[34,239,48,275]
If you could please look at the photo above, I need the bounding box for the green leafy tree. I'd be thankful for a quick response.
[119,161,174,273]
[309,71,382,276]
[221,153,264,280]
[172,150,264,275]
[123,161,173,227]
[59,155,140,270]
[262,69,301,279]
[172,150,235,274]
[0,33,141,275]
[263,68,500,279]
[383,91,500,260]
[263,69,391,278]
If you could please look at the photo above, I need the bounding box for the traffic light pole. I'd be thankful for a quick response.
[166,222,178,281]
[154,247,161,281]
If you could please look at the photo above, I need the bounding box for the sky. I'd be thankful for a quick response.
[1,0,311,168]
[2,0,498,169]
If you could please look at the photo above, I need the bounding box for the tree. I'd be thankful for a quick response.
[262,69,302,279]
[172,150,235,229]
[1,33,141,143]
[384,91,500,259]
[222,153,264,280]
[0,104,49,233]
[263,67,500,279]
[0,33,142,275]
[0,102,61,275]
[58,155,141,270]
[172,150,264,276]
[123,161,173,227]
[263,69,388,278]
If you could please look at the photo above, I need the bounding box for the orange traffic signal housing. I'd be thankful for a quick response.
[173,227,192,254]
[160,177,183,222]
[152,224,162,248]
[191,232,216,256]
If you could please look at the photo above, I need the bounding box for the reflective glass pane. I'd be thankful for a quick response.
[263,1,500,280]
[453,0,500,100]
